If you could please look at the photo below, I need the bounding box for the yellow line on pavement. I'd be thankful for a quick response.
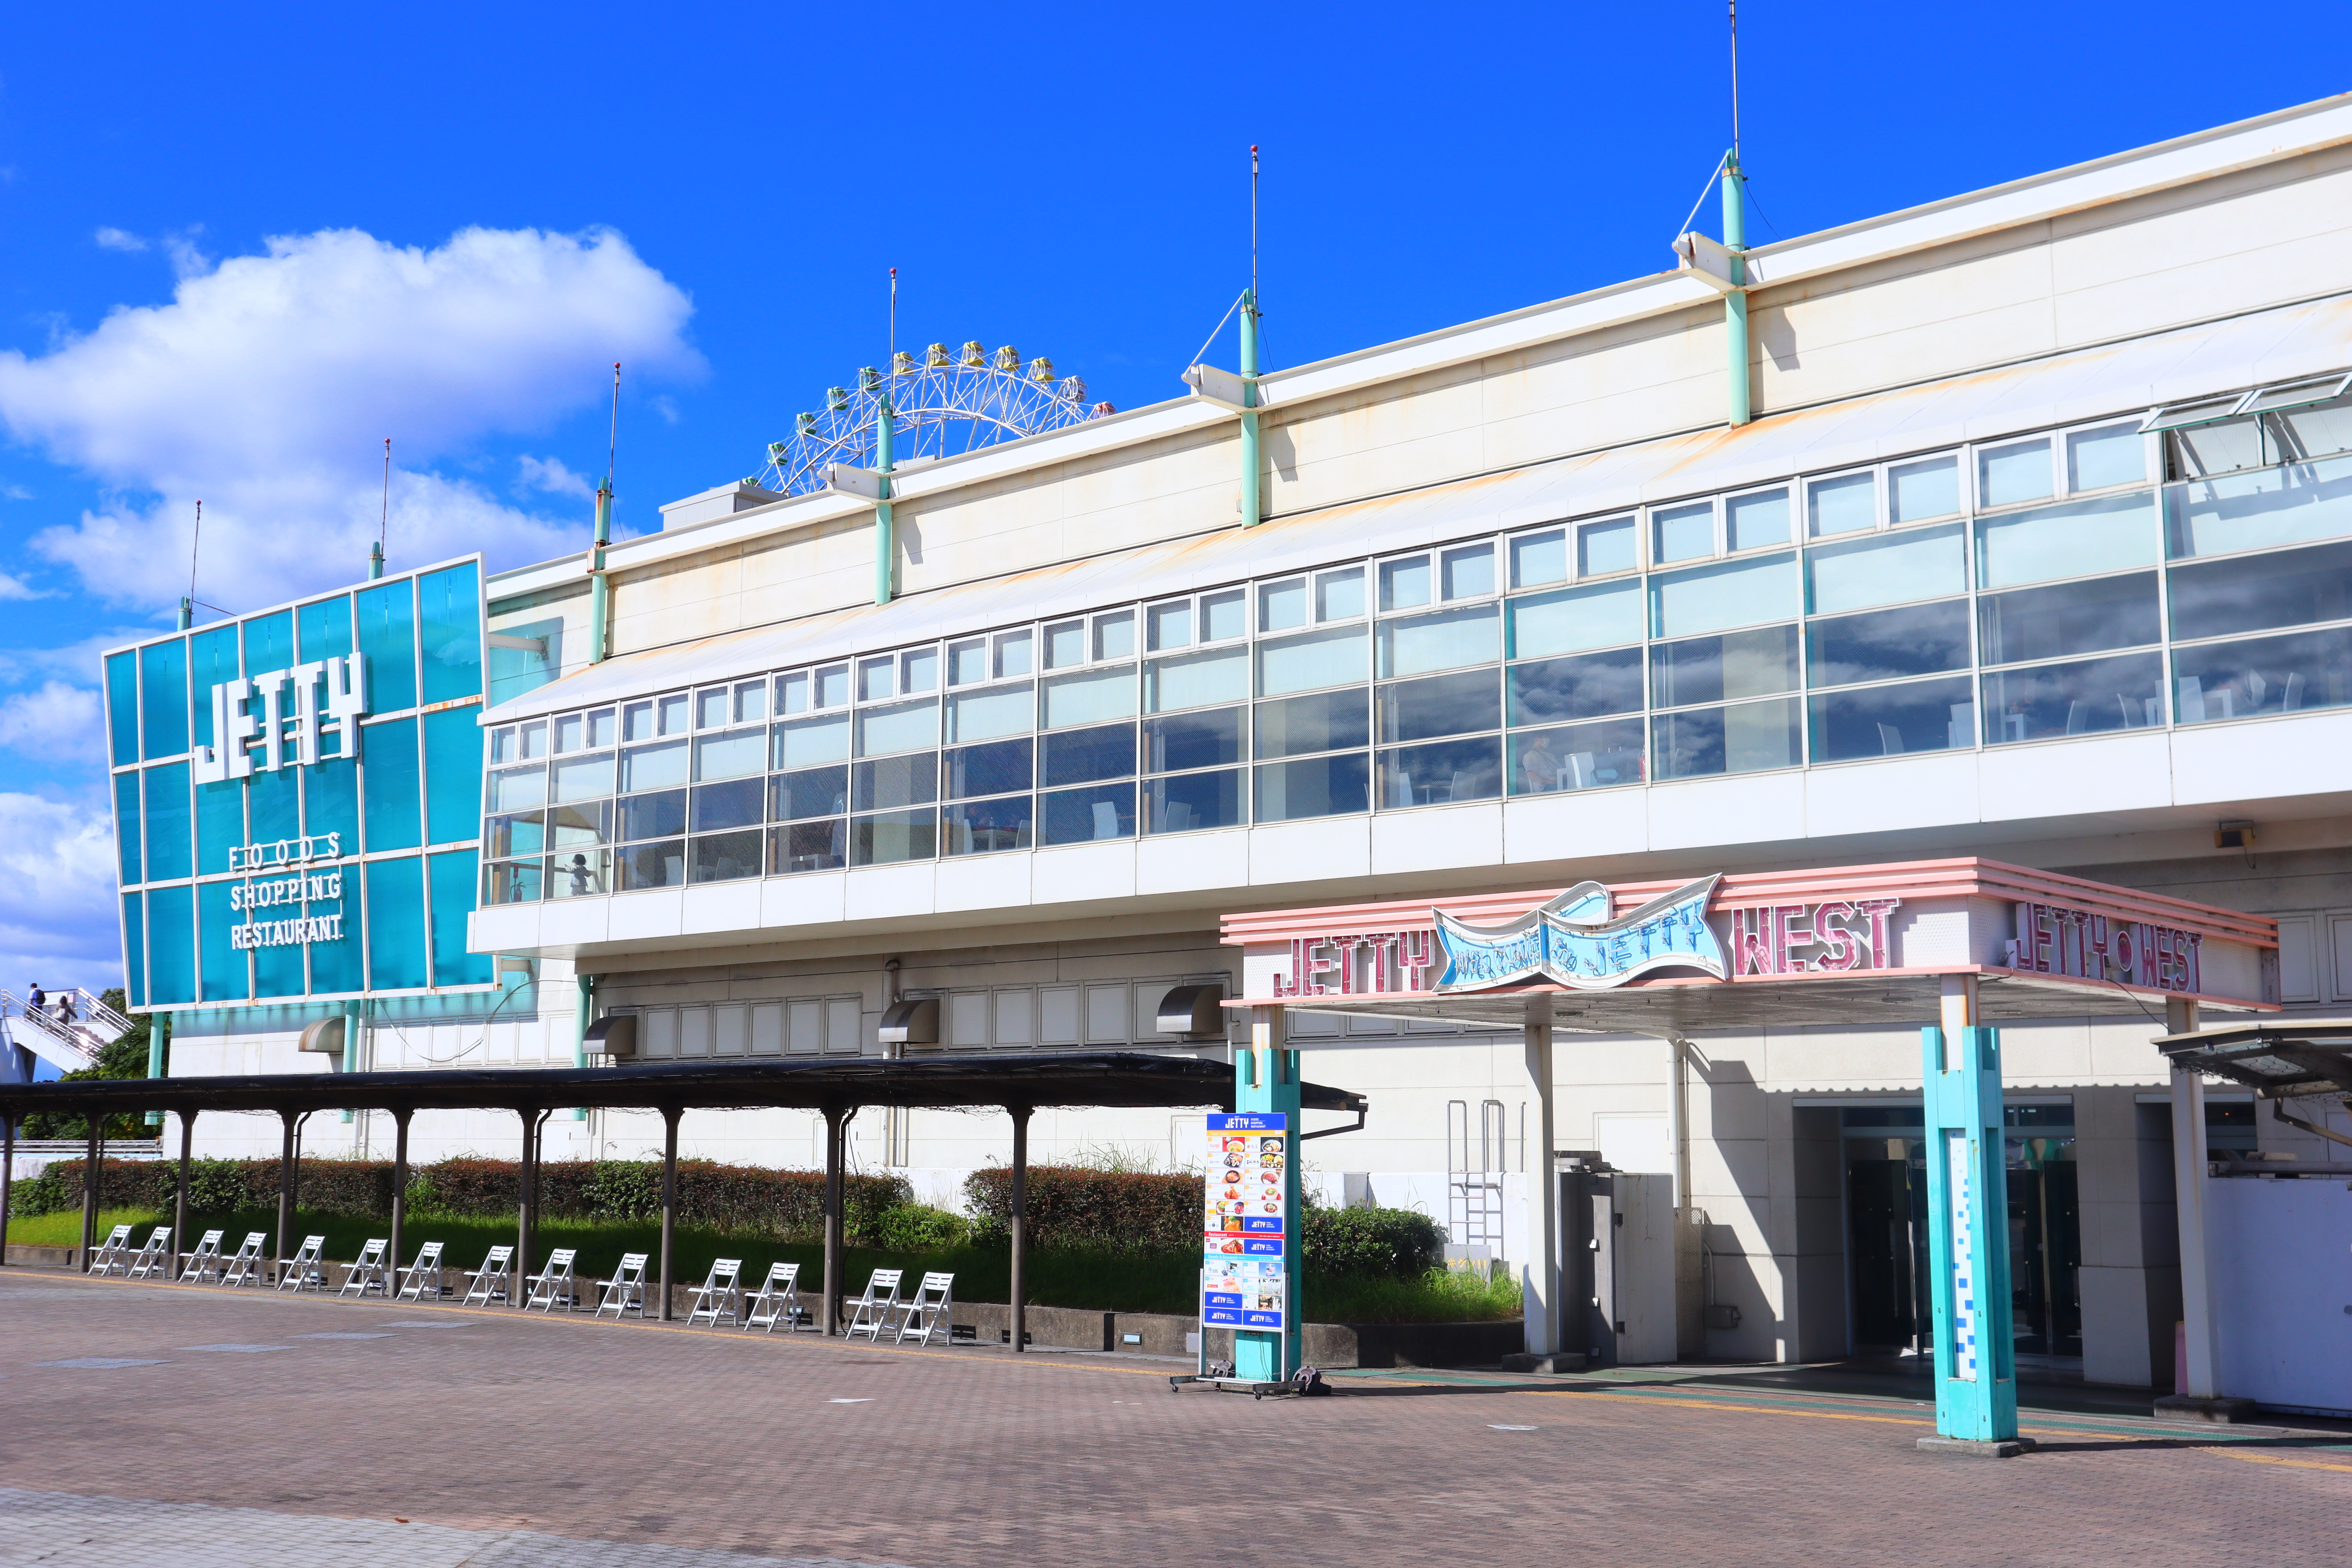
[2218,1449,2352,1475]
[1529,1389,1931,1426]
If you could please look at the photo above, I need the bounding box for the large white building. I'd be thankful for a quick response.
[134,94,2352,1394]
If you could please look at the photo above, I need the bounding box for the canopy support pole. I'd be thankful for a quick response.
[173,1110,195,1277]
[513,1109,539,1308]
[1521,996,1559,1360]
[822,1105,849,1335]
[80,1125,99,1270]
[274,1111,298,1285]
[659,1105,680,1321]
[2155,996,2256,1420]
[1009,1104,1031,1353]
[388,1107,411,1295]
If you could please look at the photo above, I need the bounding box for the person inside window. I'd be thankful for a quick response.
[1518,736,1563,795]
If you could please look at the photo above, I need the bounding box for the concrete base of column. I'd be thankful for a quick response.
[2152,1394,2259,1423]
[1498,1351,1588,1375]
[1915,1436,2035,1458]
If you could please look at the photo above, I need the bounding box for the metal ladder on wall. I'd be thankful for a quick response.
[1445,1099,1517,1263]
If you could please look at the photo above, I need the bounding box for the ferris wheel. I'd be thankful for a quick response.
[756,342,1114,497]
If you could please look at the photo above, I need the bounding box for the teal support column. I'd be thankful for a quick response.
[1720,153,1751,428]
[874,398,897,605]
[588,480,613,664]
[1231,1004,1301,1381]
[143,1011,170,1128]
[570,972,597,1122]
[1920,1019,2020,1445]
[1238,290,1263,528]
[338,1002,362,1124]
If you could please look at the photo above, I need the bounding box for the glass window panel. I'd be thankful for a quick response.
[1253,753,1369,822]
[1976,492,2156,589]
[1257,624,1367,697]
[1314,570,1364,622]
[944,738,1033,799]
[1727,488,1789,552]
[735,681,767,724]
[308,882,363,993]
[1652,697,1802,779]
[1042,666,1134,728]
[618,839,687,889]
[2167,419,2263,480]
[1508,718,1646,794]
[1093,611,1135,661]
[1044,620,1085,668]
[113,772,142,884]
[250,764,299,845]
[2172,626,2352,722]
[1978,572,2159,665]
[490,726,519,765]
[122,892,146,1007]
[485,809,546,860]
[417,564,482,705]
[697,687,730,729]
[902,646,939,694]
[1652,501,1715,563]
[1143,706,1243,773]
[690,778,765,833]
[1144,769,1241,833]
[198,878,246,1003]
[139,638,188,760]
[483,858,544,906]
[306,757,359,852]
[853,753,939,811]
[621,739,689,792]
[355,579,417,712]
[1809,675,1978,762]
[1203,588,1248,640]
[2164,452,2352,559]
[1041,722,1135,786]
[1511,530,1568,588]
[1808,600,1972,687]
[1255,688,1369,759]
[2176,537,2352,645]
[143,762,192,881]
[1983,652,2165,742]
[768,820,847,874]
[146,884,196,1005]
[242,611,294,682]
[1650,552,1799,637]
[1509,579,1643,659]
[1508,647,1644,724]
[693,730,766,782]
[1378,736,1499,808]
[1147,601,1192,651]
[1259,579,1307,633]
[1651,624,1800,709]
[517,722,547,759]
[187,627,238,748]
[1379,556,1432,612]
[1890,455,1961,523]
[2271,399,2352,463]
[624,701,656,742]
[547,848,610,898]
[690,829,763,883]
[1441,543,1495,600]
[2068,423,2145,491]
[776,712,850,768]
[946,682,1034,742]
[1808,523,1966,615]
[1377,603,1499,679]
[422,707,481,845]
[365,856,426,990]
[107,650,141,766]
[620,789,688,841]
[552,752,615,803]
[993,632,1033,680]
[943,793,1033,855]
[1040,782,1135,844]
[1146,645,1248,711]
[857,697,940,755]
[949,638,988,686]
[859,656,895,702]
[196,776,242,876]
[775,670,806,713]
[1379,668,1499,743]
[1808,472,1876,537]
[1578,516,1638,576]
[1978,438,2053,508]
[772,766,850,822]
[852,808,937,865]
[586,709,617,747]
[362,717,421,852]
[550,800,612,848]
[252,887,304,998]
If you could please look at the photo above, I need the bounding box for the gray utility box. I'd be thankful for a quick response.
[1561,1163,1677,1367]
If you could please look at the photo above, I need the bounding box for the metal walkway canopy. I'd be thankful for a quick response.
[2155,1019,2352,1098]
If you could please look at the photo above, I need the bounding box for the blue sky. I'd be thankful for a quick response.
[0,3,2342,992]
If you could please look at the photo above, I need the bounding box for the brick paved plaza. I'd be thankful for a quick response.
[3,1272,2348,1567]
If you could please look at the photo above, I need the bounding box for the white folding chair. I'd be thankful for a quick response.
[88,1223,135,1276]
[396,1240,446,1301]
[595,1252,649,1318]
[462,1245,515,1305]
[219,1232,270,1288]
[126,1225,173,1280]
[892,1271,955,1346]
[688,1258,744,1326]
[179,1229,227,1283]
[743,1262,805,1333]
[276,1234,328,1293]
[524,1247,579,1312]
[340,1238,391,1297]
[844,1268,904,1341]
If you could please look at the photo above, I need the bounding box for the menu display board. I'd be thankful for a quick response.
[1201,1112,1289,1332]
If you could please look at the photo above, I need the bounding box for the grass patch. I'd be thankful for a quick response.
[6,1207,163,1249]
[1307,1266,1524,1325]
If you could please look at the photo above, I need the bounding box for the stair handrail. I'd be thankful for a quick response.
[0,990,101,1066]
[63,987,135,1045]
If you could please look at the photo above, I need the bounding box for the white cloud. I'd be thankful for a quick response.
[0,681,99,750]
[0,569,39,600]
[0,792,123,993]
[0,225,702,608]
[94,226,149,252]
[518,453,597,501]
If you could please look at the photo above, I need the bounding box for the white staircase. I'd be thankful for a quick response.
[0,989,135,1075]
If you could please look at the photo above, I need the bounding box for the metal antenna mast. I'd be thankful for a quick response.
[1729,0,1742,162]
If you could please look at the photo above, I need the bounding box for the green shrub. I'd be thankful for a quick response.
[1301,1205,1446,1279]
[963,1165,1203,1252]
[873,1203,970,1250]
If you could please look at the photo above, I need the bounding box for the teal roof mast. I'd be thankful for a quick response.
[1722,0,1749,427]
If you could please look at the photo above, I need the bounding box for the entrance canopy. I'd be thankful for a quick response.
[2155,1019,2352,1099]
[1220,857,2279,1032]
